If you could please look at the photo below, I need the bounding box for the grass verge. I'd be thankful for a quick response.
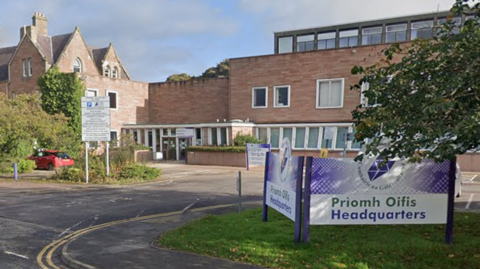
[159,208,480,269]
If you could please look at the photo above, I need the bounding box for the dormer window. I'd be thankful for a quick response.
[112,67,118,78]
[73,58,82,73]
[104,65,110,77]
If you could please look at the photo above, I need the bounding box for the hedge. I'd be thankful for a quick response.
[187,146,246,153]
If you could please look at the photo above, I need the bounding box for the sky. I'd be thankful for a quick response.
[0,0,457,83]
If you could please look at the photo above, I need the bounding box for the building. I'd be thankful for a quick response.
[1,12,479,170]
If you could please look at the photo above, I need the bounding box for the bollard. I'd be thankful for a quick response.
[14,163,18,180]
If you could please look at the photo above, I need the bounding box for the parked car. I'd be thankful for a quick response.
[28,150,75,170]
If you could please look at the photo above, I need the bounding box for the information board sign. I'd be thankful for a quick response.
[81,97,111,142]
[246,143,271,169]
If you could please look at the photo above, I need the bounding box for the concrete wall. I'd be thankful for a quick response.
[229,44,390,124]
[148,78,229,124]
[187,151,245,167]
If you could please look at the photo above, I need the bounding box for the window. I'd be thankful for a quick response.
[210,128,218,145]
[294,127,306,148]
[85,89,98,97]
[360,82,374,107]
[321,127,335,149]
[270,128,280,148]
[297,34,314,52]
[307,127,319,148]
[112,67,118,78]
[162,129,168,136]
[171,128,176,136]
[22,60,27,77]
[73,58,82,73]
[350,128,362,149]
[362,26,382,45]
[104,65,111,77]
[316,78,344,108]
[282,128,293,144]
[258,128,267,143]
[274,86,290,107]
[336,127,349,149]
[411,20,433,40]
[252,87,267,108]
[195,128,202,146]
[339,29,358,48]
[318,32,336,50]
[220,127,227,146]
[107,91,117,109]
[437,17,461,35]
[148,131,153,147]
[28,59,33,76]
[386,23,407,43]
[110,131,118,146]
[278,36,293,53]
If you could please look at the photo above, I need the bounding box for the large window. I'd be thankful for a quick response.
[321,127,335,149]
[297,34,314,52]
[73,58,82,73]
[220,128,227,146]
[278,36,293,53]
[335,127,349,149]
[85,88,98,97]
[307,127,319,149]
[110,131,118,146]
[437,17,461,35]
[318,32,336,50]
[107,91,118,109]
[274,85,290,107]
[350,128,362,149]
[210,128,218,145]
[258,128,267,143]
[22,59,27,77]
[252,87,267,108]
[294,127,306,148]
[316,78,344,108]
[339,29,358,48]
[362,26,382,45]
[22,59,32,77]
[28,59,33,76]
[195,128,202,146]
[270,128,280,148]
[210,127,228,146]
[282,128,293,143]
[386,23,407,43]
[411,20,434,40]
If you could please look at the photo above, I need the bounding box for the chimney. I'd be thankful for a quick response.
[32,12,48,36]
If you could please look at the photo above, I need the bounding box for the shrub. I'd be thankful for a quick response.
[187,146,246,153]
[119,163,160,181]
[233,133,263,146]
[56,167,82,182]
[17,159,36,173]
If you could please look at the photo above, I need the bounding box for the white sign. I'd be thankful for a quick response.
[246,143,271,168]
[176,128,194,138]
[81,97,111,142]
[323,127,335,140]
[310,156,452,225]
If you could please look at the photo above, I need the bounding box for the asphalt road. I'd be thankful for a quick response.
[0,164,479,269]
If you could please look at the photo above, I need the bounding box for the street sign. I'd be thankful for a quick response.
[81,96,111,142]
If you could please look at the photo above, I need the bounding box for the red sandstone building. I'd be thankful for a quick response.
[1,12,479,170]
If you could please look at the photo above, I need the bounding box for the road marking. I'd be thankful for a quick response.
[465,194,475,209]
[136,209,145,218]
[4,251,29,259]
[182,199,199,214]
[469,175,477,182]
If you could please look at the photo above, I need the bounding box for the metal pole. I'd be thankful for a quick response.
[238,171,242,213]
[14,163,18,180]
[343,133,347,157]
[85,142,89,184]
[106,141,110,177]
[262,153,270,222]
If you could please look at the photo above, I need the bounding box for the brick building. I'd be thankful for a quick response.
[2,12,479,170]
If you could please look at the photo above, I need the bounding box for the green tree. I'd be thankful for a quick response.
[200,59,229,79]
[351,0,480,163]
[166,73,192,82]
[0,93,76,167]
[37,67,84,137]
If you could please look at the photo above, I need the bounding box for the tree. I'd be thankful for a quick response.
[0,93,76,160]
[166,73,192,82]
[37,67,84,138]
[200,59,229,79]
[351,0,480,163]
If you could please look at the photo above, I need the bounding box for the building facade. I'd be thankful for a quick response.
[1,12,478,170]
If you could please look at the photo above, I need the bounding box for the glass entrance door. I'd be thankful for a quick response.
[178,138,190,161]
[162,137,176,160]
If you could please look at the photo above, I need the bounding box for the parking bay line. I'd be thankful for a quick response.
[465,194,475,209]
[469,175,478,182]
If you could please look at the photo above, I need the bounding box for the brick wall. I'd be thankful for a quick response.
[229,45,388,124]
[9,37,46,96]
[148,78,229,124]
[55,30,99,76]
[84,75,149,132]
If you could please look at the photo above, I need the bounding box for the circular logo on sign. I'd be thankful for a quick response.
[357,156,406,191]
[279,138,292,183]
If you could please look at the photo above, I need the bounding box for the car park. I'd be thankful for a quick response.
[28,150,75,170]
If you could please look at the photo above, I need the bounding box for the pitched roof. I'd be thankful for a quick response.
[0,46,17,81]
[51,33,73,63]
[91,47,108,72]
[36,35,53,63]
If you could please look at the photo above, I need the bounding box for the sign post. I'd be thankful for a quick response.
[81,97,111,183]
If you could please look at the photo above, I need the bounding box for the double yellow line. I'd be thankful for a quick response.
[36,203,235,269]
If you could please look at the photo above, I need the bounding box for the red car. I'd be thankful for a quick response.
[28,150,75,170]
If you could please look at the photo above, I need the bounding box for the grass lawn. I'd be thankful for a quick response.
[159,208,480,269]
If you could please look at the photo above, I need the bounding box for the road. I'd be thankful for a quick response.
[0,164,479,269]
